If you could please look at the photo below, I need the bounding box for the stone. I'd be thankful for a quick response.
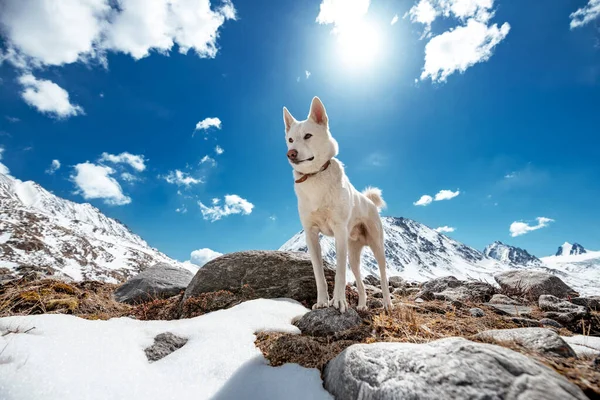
[363,274,380,287]
[561,335,600,357]
[469,307,485,317]
[539,295,588,325]
[474,328,576,358]
[405,287,420,296]
[489,294,521,305]
[571,296,600,311]
[183,251,335,305]
[388,276,405,288]
[540,318,563,329]
[392,287,405,296]
[368,299,384,309]
[415,298,424,304]
[416,276,495,303]
[494,270,578,300]
[505,317,542,328]
[323,337,587,400]
[294,307,362,336]
[114,263,193,304]
[484,303,533,317]
[144,332,188,362]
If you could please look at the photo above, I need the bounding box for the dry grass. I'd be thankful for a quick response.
[0,274,131,320]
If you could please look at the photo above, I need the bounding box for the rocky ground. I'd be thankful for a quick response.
[1,250,599,399]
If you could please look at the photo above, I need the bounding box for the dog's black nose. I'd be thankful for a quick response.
[287,149,298,160]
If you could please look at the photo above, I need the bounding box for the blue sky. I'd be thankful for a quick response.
[0,0,599,264]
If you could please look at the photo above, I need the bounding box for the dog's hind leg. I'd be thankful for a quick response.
[330,225,349,313]
[349,240,367,311]
[367,222,392,311]
[305,227,329,309]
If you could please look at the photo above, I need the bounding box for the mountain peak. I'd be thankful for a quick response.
[483,241,542,267]
[556,242,586,256]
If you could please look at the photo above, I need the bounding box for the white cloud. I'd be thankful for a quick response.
[71,162,131,205]
[215,145,224,155]
[570,0,600,29]
[434,189,460,201]
[18,74,84,119]
[200,155,216,166]
[408,0,439,33]
[0,0,236,68]
[316,0,369,33]
[164,170,203,187]
[120,172,139,182]
[45,159,61,175]
[434,226,455,233]
[0,147,10,176]
[391,14,399,25]
[421,19,510,82]
[198,194,254,222]
[195,117,222,132]
[509,217,554,237]
[212,198,220,205]
[305,70,311,79]
[414,195,433,206]
[269,215,277,221]
[175,205,188,214]
[99,151,146,171]
[5,116,20,123]
[504,172,516,179]
[189,248,223,267]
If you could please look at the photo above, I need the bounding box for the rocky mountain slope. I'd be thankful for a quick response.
[280,216,512,283]
[541,247,600,297]
[483,241,542,267]
[556,242,587,256]
[0,172,183,283]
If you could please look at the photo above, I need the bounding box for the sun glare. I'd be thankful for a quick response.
[336,21,383,70]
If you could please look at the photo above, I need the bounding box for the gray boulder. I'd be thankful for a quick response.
[483,303,533,317]
[295,308,362,336]
[570,296,600,311]
[323,337,587,400]
[114,263,193,304]
[540,318,563,329]
[494,270,578,300]
[183,251,335,305]
[363,274,380,287]
[539,295,588,324]
[505,317,542,328]
[416,276,495,303]
[474,328,576,358]
[388,276,405,288]
[144,332,188,362]
[489,294,521,305]
[469,307,485,317]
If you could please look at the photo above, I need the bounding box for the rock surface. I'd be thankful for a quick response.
[489,294,521,305]
[474,328,576,358]
[295,308,362,336]
[388,276,405,288]
[571,296,600,311]
[494,270,578,300]
[539,295,588,324]
[469,307,485,317]
[484,302,533,317]
[183,251,335,305]
[144,332,188,362]
[114,263,193,304]
[561,335,600,357]
[323,337,587,400]
[416,276,495,303]
[540,318,563,329]
[363,274,380,287]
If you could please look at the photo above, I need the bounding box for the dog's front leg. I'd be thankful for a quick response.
[330,225,348,313]
[305,227,329,309]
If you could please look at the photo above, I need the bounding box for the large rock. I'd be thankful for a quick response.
[489,294,521,305]
[323,337,587,400]
[474,328,576,358]
[294,308,362,336]
[484,303,533,317]
[114,263,193,304]
[539,295,588,324]
[494,270,578,300]
[571,296,600,311]
[183,251,335,305]
[363,274,380,287]
[416,276,495,303]
[561,335,600,357]
[388,276,405,288]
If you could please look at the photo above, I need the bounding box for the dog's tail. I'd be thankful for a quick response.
[363,187,386,211]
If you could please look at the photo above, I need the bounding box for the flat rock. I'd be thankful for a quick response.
[323,337,587,400]
[484,302,533,317]
[539,295,588,324]
[183,251,335,305]
[295,308,362,336]
[469,307,485,317]
[144,332,188,362]
[388,276,405,288]
[571,296,600,311]
[474,328,576,358]
[495,270,578,300]
[540,318,563,329]
[363,274,380,287]
[114,263,193,304]
[504,317,542,328]
[417,276,495,303]
[561,335,600,357]
[489,294,521,305]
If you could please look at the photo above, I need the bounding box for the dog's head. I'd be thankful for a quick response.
[282,96,339,174]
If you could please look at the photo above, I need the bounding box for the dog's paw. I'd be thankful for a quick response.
[383,300,393,313]
[356,304,368,312]
[329,296,348,313]
[312,300,329,310]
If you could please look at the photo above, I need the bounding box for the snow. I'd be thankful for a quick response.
[0,232,11,244]
[541,249,600,296]
[558,242,573,256]
[0,299,332,400]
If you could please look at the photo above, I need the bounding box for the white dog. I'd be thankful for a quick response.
[283,96,392,313]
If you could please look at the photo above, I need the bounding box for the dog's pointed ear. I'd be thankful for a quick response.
[283,107,296,133]
[308,96,328,126]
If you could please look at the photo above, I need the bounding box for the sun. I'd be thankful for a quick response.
[335,21,383,70]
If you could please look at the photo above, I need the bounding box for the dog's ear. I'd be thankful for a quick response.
[283,107,296,133]
[308,96,328,126]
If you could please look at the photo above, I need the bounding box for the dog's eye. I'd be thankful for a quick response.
[288,138,293,143]
[304,133,312,140]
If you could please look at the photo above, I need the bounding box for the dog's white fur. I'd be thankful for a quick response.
[283,96,392,313]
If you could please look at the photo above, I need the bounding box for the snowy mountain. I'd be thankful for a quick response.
[280,216,512,284]
[555,242,586,256]
[483,241,542,267]
[0,172,183,283]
